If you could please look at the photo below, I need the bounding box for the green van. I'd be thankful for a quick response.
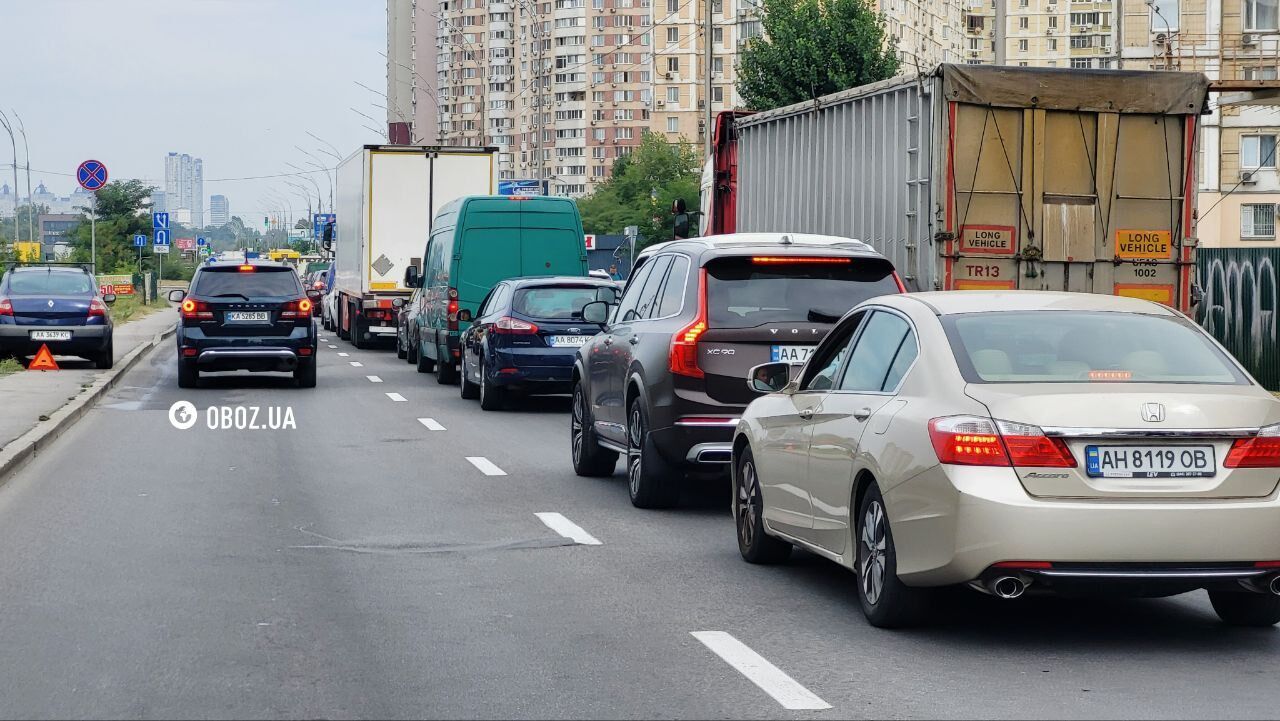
[406,195,589,383]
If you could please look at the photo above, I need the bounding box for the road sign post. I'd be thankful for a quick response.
[77,160,108,275]
[134,234,146,272]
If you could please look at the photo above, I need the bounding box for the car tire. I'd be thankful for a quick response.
[855,484,930,628]
[415,339,435,374]
[94,339,114,370]
[571,381,618,477]
[177,361,198,389]
[406,333,419,365]
[460,352,480,399]
[735,447,792,564]
[350,305,365,350]
[478,358,504,410]
[1209,591,1280,627]
[294,359,317,388]
[435,344,459,384]
[626,399,680,509]
[337,305,350,341]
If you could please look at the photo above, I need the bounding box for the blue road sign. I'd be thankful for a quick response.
[197,236,206,246]
[498,179,547,196]
[154,229,170,246]
[133,234,146,247]
[152,212,169,230]
[76,160,109,191]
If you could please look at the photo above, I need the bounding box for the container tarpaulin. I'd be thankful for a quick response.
[941,64,1210,115]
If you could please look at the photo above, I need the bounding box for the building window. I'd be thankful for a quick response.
[1245,66,1280,79]
[667,27,679,42]
[1242,134,1278,168]
[1071,35,1094,48]
[713,26,723,43]
[1018,39,1028,52]
[1049,16,1057,28]
[667,116,679,132]
[712,85,723,102]
[667,0,678,10]
[666,86,679,102]
[969,37,981,50]
[1019,17,1028,29]
[1071,57,1091,68]
[712,57,723,73]
[1049,38,1058,50]
[1149,0,1178,31]
[1246,0,1279,30]
[667,57,679,72]
[1242,203,1277,239]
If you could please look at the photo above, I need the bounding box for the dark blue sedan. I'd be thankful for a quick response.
[0,264,116,368]
[458,276,619,410]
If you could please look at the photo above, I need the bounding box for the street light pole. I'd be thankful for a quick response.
[0,110,20,243]
[13,112,33,247]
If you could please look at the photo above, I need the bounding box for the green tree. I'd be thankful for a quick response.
[736,0,899,111]
[64,179,158,274]
[576,131,701,250]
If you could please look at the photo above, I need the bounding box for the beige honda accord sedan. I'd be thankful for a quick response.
[733,291,1280,628]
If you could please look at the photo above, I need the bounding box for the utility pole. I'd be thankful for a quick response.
[0,110,19,242]
[13,112,32,246]
[704,0,714,159]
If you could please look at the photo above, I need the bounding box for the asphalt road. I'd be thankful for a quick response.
[1,333,1279,719]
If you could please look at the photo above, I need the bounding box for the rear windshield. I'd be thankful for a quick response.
[706,257,899,328]
[513,286,605,320]
[944,311,1248,385]
[7,271,95,296]
[192,267,302,298]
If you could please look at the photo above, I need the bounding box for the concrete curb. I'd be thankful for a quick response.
[0,324,175,485]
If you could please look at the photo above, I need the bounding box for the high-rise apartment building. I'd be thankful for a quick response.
[876,0,964,68]
[210,195,230,227]
[1120,0,1280,248]
[389,0,440,144]
[164,152,204,228]
[961,0,1116,69]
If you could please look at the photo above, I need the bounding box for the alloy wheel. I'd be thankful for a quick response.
[627,404,644,496]
[860,500,888,606]
[737,460,761,550]
[571,388,586,462]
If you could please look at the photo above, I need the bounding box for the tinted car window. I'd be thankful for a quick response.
[514,285,605,320]
[193,268,302,298]
[801,311,865,391]
[612,259,655,323]
[839,311,911,392]
[945,311,1248,384]
[8,271,95,295]
[879,331,918,392]
[706,257,898,329]
[655,256,690,318]
[620,256,670,322]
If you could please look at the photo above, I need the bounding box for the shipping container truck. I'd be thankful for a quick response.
[702,64,1210,312]
[333,145,494,348]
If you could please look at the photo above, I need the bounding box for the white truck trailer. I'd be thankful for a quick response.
[332,145,494,348]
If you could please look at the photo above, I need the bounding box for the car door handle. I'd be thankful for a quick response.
[798,408,814,420]
[628,335,639,345]
[853,407,873,421]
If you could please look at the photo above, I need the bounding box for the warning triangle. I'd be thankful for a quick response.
[29,344,59,371]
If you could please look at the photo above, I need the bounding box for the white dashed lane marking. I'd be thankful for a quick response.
[465,457,506,476]
[535,512,601,545]
[418,418,446,431]
[386,392,407,402]
[367,375,383,383]
[690,631,831,711]
[350,362,363,367]
[337,352,349,357]
[328,344,337,349]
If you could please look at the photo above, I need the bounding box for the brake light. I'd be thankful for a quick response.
[669,268,708,378]
[312,281,325,290]
[750,256,852,265]
[238,265,254,272]
[280,299,312,319]
[928,416,1077,468]
[0,297,13,317]
[494,316,538,334]
[88,299,108,317]
[1225,424,1280,468]
[180,298,213,320]
[447,299,459,331]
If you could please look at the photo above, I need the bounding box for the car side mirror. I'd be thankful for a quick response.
[582,300,609,325]
[392,297,406,308]
[167,289,186,303]
[748,362,791,394]
[322,224,334,252]
[457,308,473,322]
[102,293,117,304]
[405,265,420,289]
[307,289,322,301]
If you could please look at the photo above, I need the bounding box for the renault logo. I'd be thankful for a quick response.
[47,300,54,308]
[1141,403,1166,423]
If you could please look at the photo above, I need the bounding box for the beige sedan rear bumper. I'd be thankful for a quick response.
[886,464,1280,587]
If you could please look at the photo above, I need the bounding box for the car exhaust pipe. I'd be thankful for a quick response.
[1270,575,1280,596]
[988,575,1028,599]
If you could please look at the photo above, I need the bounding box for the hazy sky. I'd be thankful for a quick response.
[0,0,386,226]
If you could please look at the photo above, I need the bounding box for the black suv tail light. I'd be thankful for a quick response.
[669,269,707,379]
[181,299,213,320]
[280,299,312,319]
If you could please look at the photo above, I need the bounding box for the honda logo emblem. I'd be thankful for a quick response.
[1141,403,1166,423]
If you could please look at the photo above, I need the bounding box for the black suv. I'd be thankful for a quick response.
[0,264,116,368]
[171,262,320,388]
[570,234,902,508]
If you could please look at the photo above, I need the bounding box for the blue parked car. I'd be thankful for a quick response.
[458,276,619,410]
